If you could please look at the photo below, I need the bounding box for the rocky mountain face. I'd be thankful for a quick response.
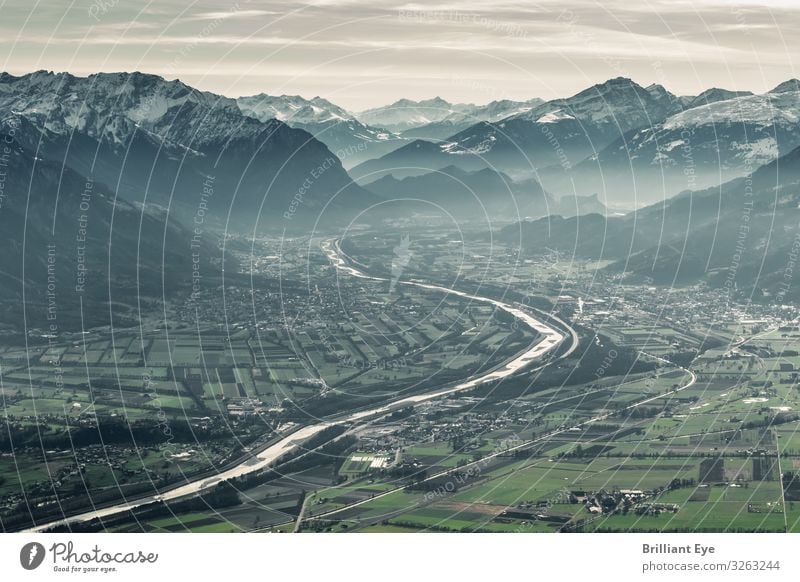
[540,81,800,206]
[237,93,407,167]
[0,71,373,229]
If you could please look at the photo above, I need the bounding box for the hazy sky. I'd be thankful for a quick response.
[0,0,797,110]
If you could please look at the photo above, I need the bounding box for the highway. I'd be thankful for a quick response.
[297,351,698,527]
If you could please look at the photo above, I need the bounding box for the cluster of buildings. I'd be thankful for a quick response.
[573,488,677,516]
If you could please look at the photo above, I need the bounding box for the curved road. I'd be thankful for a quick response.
[26,238,571,532]
[294,351,698,528]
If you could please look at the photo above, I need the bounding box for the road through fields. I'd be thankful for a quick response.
[25,238,571,532]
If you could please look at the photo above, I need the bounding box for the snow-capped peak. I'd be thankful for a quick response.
[237,93,355,125]
[662,90,800,130]
[536,109,575,124]
[0,70,272,150]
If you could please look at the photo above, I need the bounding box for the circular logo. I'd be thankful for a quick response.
[19,542,46,570]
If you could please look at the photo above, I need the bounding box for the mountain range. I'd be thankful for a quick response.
[348,78,800,208]
[0,70,375,332]
[537,80,800,207]
[236,93,407,168]
[349,78,684,185]
[0,71,371,229]
[500,143,800,301]
[235,94,547,168]
[6,72,797,217]
[356,97,545,141]
[2,69,800,329]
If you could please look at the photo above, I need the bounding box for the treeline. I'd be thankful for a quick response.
[49,481,243,533]
[0,417,236,452]
[742,413,799,430]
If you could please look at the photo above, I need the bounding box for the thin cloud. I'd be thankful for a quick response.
[189,10,282,21]
[0,0,795,109]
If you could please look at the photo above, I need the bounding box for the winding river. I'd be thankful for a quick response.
[26,238,566,532]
